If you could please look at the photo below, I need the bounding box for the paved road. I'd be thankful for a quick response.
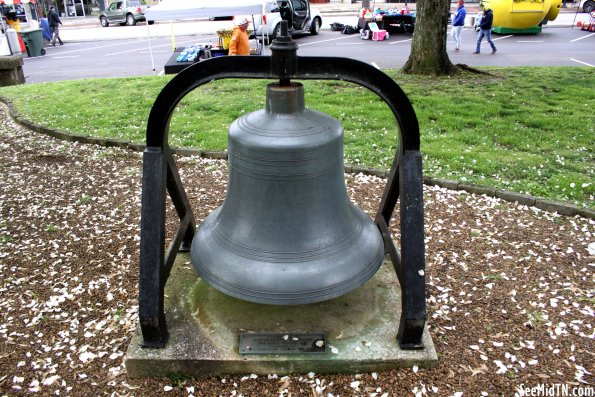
[295,26,595,67]
[21,25,595,83]
[53,7,595,40]
[19,8,595,83]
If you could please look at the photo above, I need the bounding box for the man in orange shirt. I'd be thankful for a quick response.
[229,18,251,56]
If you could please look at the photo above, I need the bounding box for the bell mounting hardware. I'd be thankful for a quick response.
[139,21,426,350]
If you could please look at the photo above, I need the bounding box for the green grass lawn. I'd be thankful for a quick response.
[0,67,593,209]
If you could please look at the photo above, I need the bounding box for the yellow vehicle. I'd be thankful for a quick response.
[482,0,562,33]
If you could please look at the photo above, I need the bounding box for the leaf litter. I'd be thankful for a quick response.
[0,102,593,396]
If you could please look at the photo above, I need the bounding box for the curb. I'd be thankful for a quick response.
[1,96,592,220]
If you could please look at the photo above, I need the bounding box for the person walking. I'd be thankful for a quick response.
[451,0,466,51]
[473,6,496,54]
[48,5,64,46]
[228,17,250,56]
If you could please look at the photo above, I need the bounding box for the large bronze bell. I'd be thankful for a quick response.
[190,82,385,305]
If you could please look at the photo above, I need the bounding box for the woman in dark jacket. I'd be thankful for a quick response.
[473,7,496,54]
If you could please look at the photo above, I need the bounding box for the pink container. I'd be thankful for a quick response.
[372,30,387,41]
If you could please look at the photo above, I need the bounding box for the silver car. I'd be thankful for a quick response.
[99,0,152,27]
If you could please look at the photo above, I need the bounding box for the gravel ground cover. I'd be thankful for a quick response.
[0,101,593,396]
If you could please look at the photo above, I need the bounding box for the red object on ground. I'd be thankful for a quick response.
[17,34,26,53]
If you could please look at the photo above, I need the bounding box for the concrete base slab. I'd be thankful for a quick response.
[125,255,437,378]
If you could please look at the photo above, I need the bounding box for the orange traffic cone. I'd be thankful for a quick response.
[17,33,26,54]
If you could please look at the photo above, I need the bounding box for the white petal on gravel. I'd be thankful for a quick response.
[494,360,508,374]
[42,375,60,386]
[79,352,96,363]
[350,381,360,390]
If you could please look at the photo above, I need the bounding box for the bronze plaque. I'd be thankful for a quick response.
[239,333,327,355]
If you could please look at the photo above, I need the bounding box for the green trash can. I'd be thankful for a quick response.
[20,28,46,57]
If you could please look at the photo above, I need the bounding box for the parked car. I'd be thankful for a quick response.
[579,0,595,13]
[99,0,153,27]
[238,0,322,42]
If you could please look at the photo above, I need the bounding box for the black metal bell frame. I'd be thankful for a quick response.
[139,25,426,350]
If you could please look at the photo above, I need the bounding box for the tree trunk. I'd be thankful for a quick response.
[402,0,457,75]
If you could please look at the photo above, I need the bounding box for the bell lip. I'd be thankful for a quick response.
[190,206,385,306]
[192,251,384,305]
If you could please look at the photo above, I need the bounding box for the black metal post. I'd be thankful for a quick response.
[139,147,169,347]
[396,150,426,348]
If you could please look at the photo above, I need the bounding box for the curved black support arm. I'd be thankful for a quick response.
[147,55,420,152]
[140,50,426,350]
